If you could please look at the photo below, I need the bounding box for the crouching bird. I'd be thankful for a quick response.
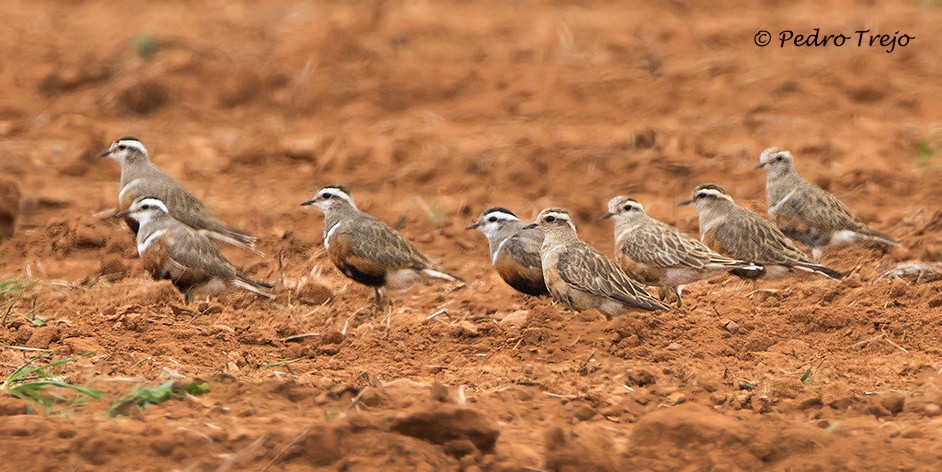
[300,185,460,315]
[525,208,669,317]
[119,197,275,303]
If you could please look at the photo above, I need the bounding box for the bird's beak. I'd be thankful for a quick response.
[98,149,112,158]
[114,210,129,218]
[522,223,538,230]
[755,162,766,169]
[300,199,316,206]
[678,200,693,206]
[600,212,613,220]
[465,222,480,230]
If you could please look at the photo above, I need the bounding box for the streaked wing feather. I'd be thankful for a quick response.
[166,226,236,279]
[350,216,434,270]
[558,244,652,303]
[723,210,810,265]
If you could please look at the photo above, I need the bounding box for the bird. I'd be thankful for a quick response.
[300,185,460,313]
[99,136,260,254]
[681,184,842,280]
[117,196,275,303]
[524,208,669,317]
[602,196,762,308]
[758,148,897,261]
[466,207,548,297]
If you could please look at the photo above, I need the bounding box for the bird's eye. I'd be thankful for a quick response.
[321,193,332,199]
[775,156,783,161]
[141,204,150,210]
[623,205,632,211]
[488,216,497,223]
[545,215,556,223]
[118,145,126,150]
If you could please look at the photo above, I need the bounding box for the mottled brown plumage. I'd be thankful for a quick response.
[527,208,668,316]
[100,137,259,253]
[122,197,274,303]
[604,196,761,307]
[684,184,841,280]
[301,185,459,311]
[467,208,548,297]
[759,148,897,261]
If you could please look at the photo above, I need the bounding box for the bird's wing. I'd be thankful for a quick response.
[622,222,714,269]
[719,209,810,265]
[165,225,237,279]
[346,216,436,271]
[558,243,664,308]
[504,231,544,272]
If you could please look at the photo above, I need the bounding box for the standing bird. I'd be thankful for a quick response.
[524,208,668,316]
[300,185,460,313]
[118,197,274,303]
[602,196,762,307]
[681,184,842,280]
[99,136,259,253]
[466,207,548,297]
[758,148,897,261]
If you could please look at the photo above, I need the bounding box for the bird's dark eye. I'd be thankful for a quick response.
[142,205,150,210]
[118,145,127,150]
[545,215,556,223]
[623,205,632,211]
[775,156,783,161]
[322,193,332,199]
[488,216,497,223]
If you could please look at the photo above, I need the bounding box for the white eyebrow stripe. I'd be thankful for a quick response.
[138,229,167,254]
[117,140,147,154]
[767,189,797,216]
[321,189,353,203]
[696,189,729,200]
[119,179,142,202]
[135,198,169,214]
[484,211,519,222]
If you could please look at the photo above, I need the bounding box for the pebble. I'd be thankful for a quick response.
[924,403,941,417]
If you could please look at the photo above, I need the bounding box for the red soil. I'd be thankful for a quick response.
[1,0,941,470]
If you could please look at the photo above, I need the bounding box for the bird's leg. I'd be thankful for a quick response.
[812,248,823,263]
[657,286,671,303]
[185,288,196,305]
[674,285,684,309]
[373,286,391,322]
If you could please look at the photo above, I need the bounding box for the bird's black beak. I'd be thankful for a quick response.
[600,212,613,220]
[465,222,480,230]
[678,200,693,206]
[98,150,112,158]
[522,223,538,230]
[755,162,766,169]
[300,199,316,206]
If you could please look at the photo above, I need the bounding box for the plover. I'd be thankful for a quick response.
[300,185,460,312]
[524,208,668,316]
[118,197,274,303]
[467,207,548,297]
[99,136,259,253]
[758,148,897,261]
[681,184,842,280]
[603,196,762,307]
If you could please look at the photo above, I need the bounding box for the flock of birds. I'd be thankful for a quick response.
[98,137,898,315]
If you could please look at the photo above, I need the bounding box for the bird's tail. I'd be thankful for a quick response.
[233,273,276,299]
[202,228,264,256]
[422,268,463,283]
[793,262,842,280]
[862,228,898,247]
[712,258,765,279]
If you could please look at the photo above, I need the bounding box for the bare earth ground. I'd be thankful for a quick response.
[1,0,942,470]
